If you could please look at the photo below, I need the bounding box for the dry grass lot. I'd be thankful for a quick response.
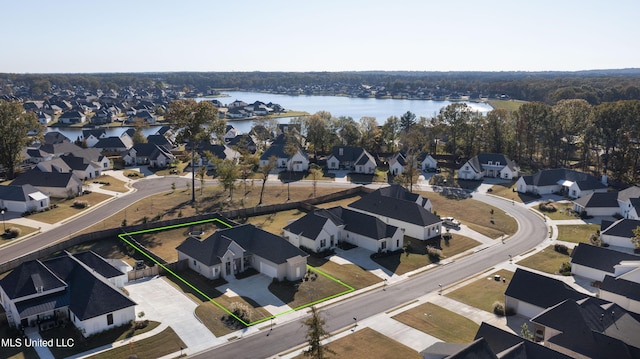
[517,245,571,275]
[268,267,354,310]
[292,327,421,359]
[541,201,578,220]
[0,223,38,244]
[372,235,480,275]
[314,194,362,209]
[419,191,517,239]
[488,182,539,203]
[244,208,307,235]
[87,326,185,359]
[307,256,381,290]
[556,224,600,243]
[446,269,514,313]
[393,302,480,343]
[91,175,129,193]
[28,192,112,224]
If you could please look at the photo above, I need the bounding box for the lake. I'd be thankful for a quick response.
[47,91,493,138]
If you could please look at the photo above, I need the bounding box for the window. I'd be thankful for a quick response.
[396,239,400,247]
[465,166,469,170]
[320,239,326,248]
[381,241,387,250]
[488,161,493,165]
[193,259,196,266]
[107,313,113,325]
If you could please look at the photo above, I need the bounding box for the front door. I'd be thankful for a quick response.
[225,261,231,277]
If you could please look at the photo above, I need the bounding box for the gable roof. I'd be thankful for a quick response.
[571,243,640,272]
[72,251,124,279]
[531,298,640,358]
[42,254,135,321]
[39,141,83,156]
[601,275,640,301]
[617,186,640,202]
[283,208,342,240]
[329,146,369,162]
[504,268,588,309]
[573,192,619,208]
[0,260,66,300]
[178,224,308,266]
[525,168,606,189]
[10,168,82,188]
[94,136,132,149]
[473,322,575,359]
[0,184,46,202]
[348,187,440,226]
[468,153,518,172]
[43,131,70,144]
[601,218,640,238]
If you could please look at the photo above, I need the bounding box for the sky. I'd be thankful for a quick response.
[2,0,639,73]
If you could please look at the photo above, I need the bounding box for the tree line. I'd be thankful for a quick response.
[295,100,640,184]
[3,70,640,104]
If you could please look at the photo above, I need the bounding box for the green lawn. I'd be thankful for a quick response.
[488,99,528,112]
[556,224,599,243]
[517,245,571,275]
[446,269,514,313]
[393,302,480,343]
[292,327,421,359]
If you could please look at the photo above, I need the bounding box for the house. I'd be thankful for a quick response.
[470,322,574,359]
[176,224,308,282]
[0,252,134,337]
[388,152,406,175]
[600,269,640,314]
[58,110,87,125]
[417,152,438,172]
[36,111,51,125]
[80,129,108,148]
[348,185,441,240]
[530,298,640,358]
[504,268,589,318]
[516,168,608,198]
[458,153,519,180]
[0,184,50,213]
[126,143,174,168]
[572,192,620,217]
[259,144,309,172]
[617,186,640,220]
[146,134,175,151]
[10,169,83,198]
[94,136,133,153]
[600,219,640,250]
[43,131,71,145]
[226,134,257,154]
[571,243,640,282]
[283,206,404,253]
[224,125,240,140]
[326,146,376,174]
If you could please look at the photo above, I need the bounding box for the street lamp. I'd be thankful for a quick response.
[1,209,5,233]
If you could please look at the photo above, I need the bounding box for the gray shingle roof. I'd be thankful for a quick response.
[601,275,640,301]
[601,218,640,238]
[178,224,308,266]
[283,208,342,240]
[571,243,640,273]
[10,168,81,188]
[474,322,574,359]
[0,184,44,202]
[573,192,619,208]
[348,188,440,227]
[526,168,604,188]
[0,260,66,300]
[504,268,588,309]
[72,251,124,279]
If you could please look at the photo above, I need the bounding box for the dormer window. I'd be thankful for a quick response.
[488,161,493,165]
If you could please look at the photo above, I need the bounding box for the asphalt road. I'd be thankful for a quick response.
[193,191,548,359]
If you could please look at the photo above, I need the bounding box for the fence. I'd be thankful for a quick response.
[0,186,370,274]
[127,259,188,281]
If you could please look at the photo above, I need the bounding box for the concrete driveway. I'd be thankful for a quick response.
[125,276,226,354]
[216,274,292,315]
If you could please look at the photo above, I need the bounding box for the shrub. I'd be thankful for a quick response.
[559,262,572,276]
[554,244,569,255]
[4,227,21,239]
[589,233,602,246]
[538,200,557,213]
[427,246,443,262]
[493,301,506,316]
[72,200,89,209]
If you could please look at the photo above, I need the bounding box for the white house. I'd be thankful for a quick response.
[0,252,134,337]
[417,152,438,172]
[600,219,640,250]
[600,266,640,314]
[0,184,49,213]
[259,144,309,172]
[570,243,640,282]
[348,185,441,240]
[388,152,406,175]
[517,168,607,198]
[176,224,308,282]
[58,110,87,125]
[10,169,83,198]
[283,206,404,253]
[617,186,640,219]
[458,153,519,180]
[326,146,376,174]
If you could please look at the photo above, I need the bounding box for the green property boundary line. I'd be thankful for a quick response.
[118,217,355,327]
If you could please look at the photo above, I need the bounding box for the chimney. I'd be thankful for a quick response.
[339,148,344,156]
[602,173,608,186]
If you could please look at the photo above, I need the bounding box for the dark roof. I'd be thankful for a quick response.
[132,143,172,159]
[72,251,123,279]
[601,218,640,238]
[60,154,92,171]
[525,168,604,188]
[283,208,342,240]
[532,298,640,358]
[10,168,81,188]
[504,268,588,309]
[39,141,83,155]
[0,184,44,202]
[446,338,498,359]
[260,144,288,160]
[468,153,518,172]
[330,146,367,162]
[331,207,399,239]
[43,131,70,144]
[82,129,107,138]
[146,134,173,149]
[0,260,66,300]
[601,275,640,301]
[15,290,70,318]
[94,136,129,149]
[571,243,640,273]
[178,224,308,266]
[474,322,574,359]
[43,254,135,320]
[573,192,619,208]
[348,188,440,227]
[376,184,422,203]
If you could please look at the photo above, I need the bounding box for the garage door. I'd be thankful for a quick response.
[260,262,278,278]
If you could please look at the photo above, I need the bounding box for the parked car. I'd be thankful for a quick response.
[442,216,461,227]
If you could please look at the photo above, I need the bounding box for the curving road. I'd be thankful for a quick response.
[193,191,548,359]
[0,177,547,359]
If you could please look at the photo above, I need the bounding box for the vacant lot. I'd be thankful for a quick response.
[393,302,479,343]
[28,192,112,224]
[92,174,129,193]
[488,182,539,203]
[293,327,421,359]
[244,208,308,235]
[446,269,514,313]
[557,224,599,243]
[419,192,517,239]
[307,256,381,290]
[517,245,571,275]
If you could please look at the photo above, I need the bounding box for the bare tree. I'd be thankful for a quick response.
[302,306,335,359]
[257,156,276,206]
